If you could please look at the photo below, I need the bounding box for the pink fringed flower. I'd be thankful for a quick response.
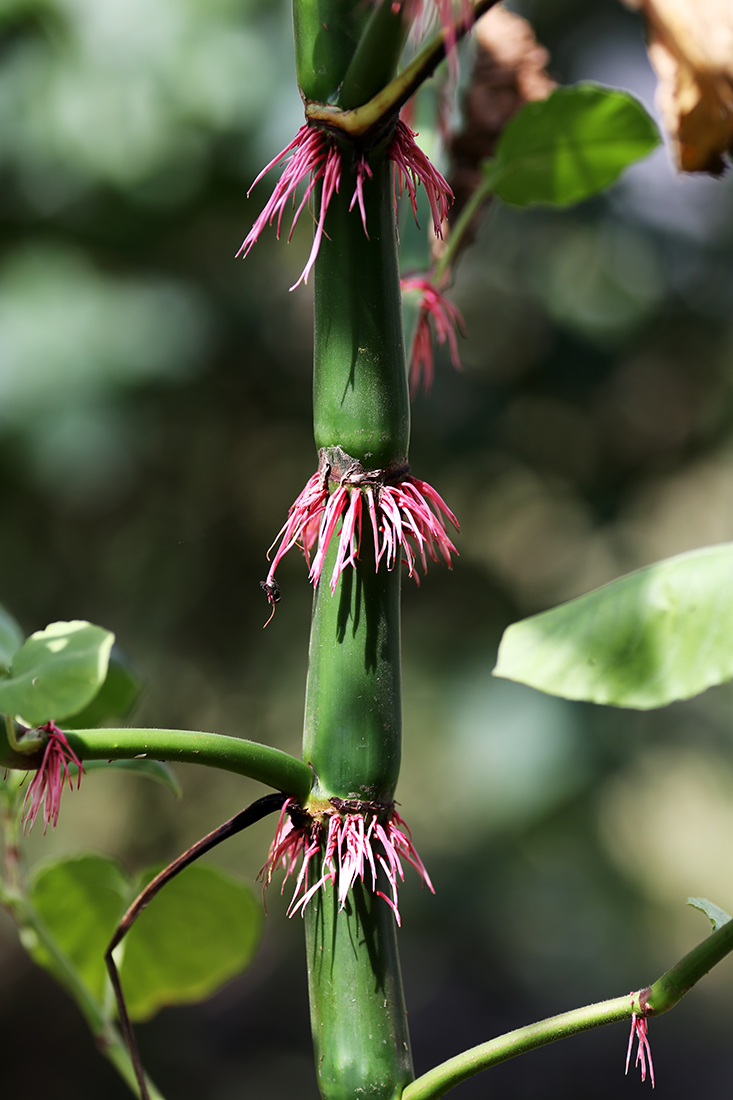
[401,274,465,393]
[626,1011,654,1087]
[260,798,434,925]
[388,120,453,238]
[261,456,458,606]
[22,721,83,834]
[237,126,372,290]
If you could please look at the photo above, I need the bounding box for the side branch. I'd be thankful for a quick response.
[404,915,733,1100]
[305,0,500,141]
[0,725,313,802]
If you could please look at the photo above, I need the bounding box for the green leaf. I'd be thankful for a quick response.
[120,863,262,1022]
[0,604,23,673]
[484,83,660,208]
[29,853,129,1002]
[77,758,182,798]
[28,855,261,1023]
[0,620,114,726]
[493,543,733,709]
[688,897,732,932]
[64,647,143,728]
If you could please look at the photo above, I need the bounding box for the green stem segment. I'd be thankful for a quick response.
[404,915,733,1100]
[0,725,313,802]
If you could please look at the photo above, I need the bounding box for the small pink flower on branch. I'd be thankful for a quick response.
[260,454,459,607]
[625,1011,654,1087]
[389,120,454,238]
[22,721,83,834]
[401,274,465,393]
[260,798,434,925]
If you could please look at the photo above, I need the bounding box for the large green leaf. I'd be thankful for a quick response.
[64,647,143,728]
[121,863,262,1022]
[29,853,129,1002]
[484,83,660,208]
[0,620,114,726]
[493,544,733,709]
[0,604,24,673]
[28,854,262,1023]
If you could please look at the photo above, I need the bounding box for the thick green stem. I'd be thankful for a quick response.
[293,0,369,102]
[314,155,409,467]
[303,544,402,803]
[0,725,313,801]
[305,871,413,1100]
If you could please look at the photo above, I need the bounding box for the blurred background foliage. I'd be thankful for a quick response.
[2,0,733,1097]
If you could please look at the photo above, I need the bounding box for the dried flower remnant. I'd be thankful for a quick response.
[625,1010,655,1087]
[401,274,465,393]
[22,722,83,834]
[260,798,434,925]
[260,453,459,606]
[446,3,555,256]
[621,0,733,172]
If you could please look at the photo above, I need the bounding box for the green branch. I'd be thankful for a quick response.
[0,725,313,802]
[305,0,500,141]
[403,915,733,1100]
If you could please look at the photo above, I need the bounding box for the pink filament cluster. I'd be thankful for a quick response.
[22,722,83,834]
[261,799,434,925]
[263,471,459,602]
[390,120,453,238]
[626,1012,655,1088]
[401,274,465,393]
[238,121,452,286]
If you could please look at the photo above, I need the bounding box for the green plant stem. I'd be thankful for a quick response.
[432,177,494,283]
[404,915,733,1100]
[402,994,639,1100]
[0,808,164,1099]
[305,0,500,140]
[0,725,313,802]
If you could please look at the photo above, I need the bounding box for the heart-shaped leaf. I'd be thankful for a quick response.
[484,83,660,208]
[29,853,262,1023]
[121,862,262,1021]
[0,621,114,727]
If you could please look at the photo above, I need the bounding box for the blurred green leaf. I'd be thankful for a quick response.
[0,604,23,673]
[484,84,660,208]
[29,854,261,1023]
[64,648,143,728]
[121,863,262,1022]
[29,853,129,1002]
[688,897,732,932]
[0,620,114,726]
[493,544,733,709]
[76,758,182,798]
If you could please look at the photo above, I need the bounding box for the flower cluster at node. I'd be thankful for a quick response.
[626,1010,654,1088]
[22,722,83,834]
[238,121,452,288]
[401,274,465,393]
[260,798,434,925]
[261,455,459,606]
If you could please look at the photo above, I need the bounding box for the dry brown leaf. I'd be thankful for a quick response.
[446,4,555,252]
[623,0,733,172]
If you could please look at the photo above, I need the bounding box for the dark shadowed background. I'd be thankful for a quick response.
[2,0,733,1096]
